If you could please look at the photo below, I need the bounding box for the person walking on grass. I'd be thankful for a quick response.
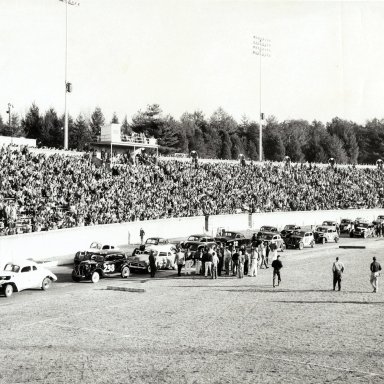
[332,257,344,291]
[271,255,283,288]
[370,257,382,293]
[174,247,185,277]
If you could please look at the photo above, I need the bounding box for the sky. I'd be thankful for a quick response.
[1,0,384,125]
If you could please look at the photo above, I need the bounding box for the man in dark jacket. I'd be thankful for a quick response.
[271,255,283,288]
[148,250,156,278]
[370,257,382,293]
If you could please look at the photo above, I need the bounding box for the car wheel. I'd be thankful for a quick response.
[4,284,13,298]
[335,237,339,243]
[71,270,81,282]
[121,266,130,278]
[322,237,326,244]
[91,271,100,283]
[41,277,52,291]
[299,242,304,250]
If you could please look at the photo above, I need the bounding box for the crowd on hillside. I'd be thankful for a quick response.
[0,145,383,236]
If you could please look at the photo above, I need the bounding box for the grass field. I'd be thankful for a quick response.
[0,237,383,384]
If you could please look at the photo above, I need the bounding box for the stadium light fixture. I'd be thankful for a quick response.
[59,0,80,150]
[252,36,271,162]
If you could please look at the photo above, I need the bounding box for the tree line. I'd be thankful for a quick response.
[1,103,383,164]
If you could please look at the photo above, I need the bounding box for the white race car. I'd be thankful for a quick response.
[0,260,57,298]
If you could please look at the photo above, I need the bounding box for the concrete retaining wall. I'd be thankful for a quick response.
[0,208,383,268]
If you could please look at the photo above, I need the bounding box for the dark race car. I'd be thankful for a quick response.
[285,231,315,250]
[72,252,130,283]
[214,231,250,249]
[339,219,353,234]
[350,222,375,238]
[280,224,301,239]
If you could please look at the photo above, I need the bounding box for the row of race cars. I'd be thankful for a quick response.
[1,215,382,297]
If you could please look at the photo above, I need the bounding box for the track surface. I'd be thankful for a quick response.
[1,235,383,384]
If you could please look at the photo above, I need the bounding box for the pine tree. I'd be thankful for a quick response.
[90,107,105,140]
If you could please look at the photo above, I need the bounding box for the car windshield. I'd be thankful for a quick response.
[187,236,201,241]
[4,264,20,272]
[322,222,334,226]
[188,244,198,251]
[224,232,236,238]
[316,227,327,232]
[145,239,158,245]
[284,225,296,230]
[262,234,273,240]
[379,216,384,220]
[90,242,102,250]
[341,219,350,224]
[294,231,306,237]
[359,223,369,228]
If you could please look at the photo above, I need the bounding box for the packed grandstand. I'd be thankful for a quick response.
[0,144,383,236]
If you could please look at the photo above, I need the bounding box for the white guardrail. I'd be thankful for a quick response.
[0,208,383,268]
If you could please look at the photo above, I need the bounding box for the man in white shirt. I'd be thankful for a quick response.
[211,252,219,279]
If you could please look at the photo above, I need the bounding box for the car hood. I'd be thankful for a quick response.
[0,272,14,279]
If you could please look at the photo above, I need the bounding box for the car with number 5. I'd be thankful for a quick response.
[72,252,130,283]
[0,260,57,298]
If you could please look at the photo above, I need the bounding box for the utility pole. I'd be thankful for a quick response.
[59,0,79,149]
[252,36,271,162]
[6,103,14,132]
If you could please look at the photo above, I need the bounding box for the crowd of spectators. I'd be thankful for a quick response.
[0,145,384,236]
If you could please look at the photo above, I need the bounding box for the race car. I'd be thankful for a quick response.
[0,260,57,298]
[350,222,375,238]
[258,232,286,251]
[214,231,250,249]
[128,245,177,273]
[285,231,315,250]
[74,242,119,265]
[339,219,354,234]
[314,226,339,244]
[72,252,130,283]
[280,224,301,239]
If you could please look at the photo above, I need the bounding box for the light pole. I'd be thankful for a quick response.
[253,36,271,162]
[6,103,14,130]
[59,0,79,150]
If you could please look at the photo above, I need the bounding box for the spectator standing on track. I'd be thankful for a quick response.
[248,246,258,277]
[203,248,212,277]
[332,257,345,291]
[195,248,203,275]
[238,250,245,278]
[265,242,270,266]
[271,255,283,288]
[211,251,219,279]
[139,228,145,245]
[217,244,224,277]
[184,249,193,276]
[232,248,239,276]
[224,247,232,275]
[148,250,157,278]
[270,242,278,262]
[370,257,382,293]
[259,242,268,269]
[175,248,185,276]
[243,248,249,276]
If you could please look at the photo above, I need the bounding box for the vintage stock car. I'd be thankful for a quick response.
[128,245,177,273]
[285,231,315,250]
[72,252,130,283]
[314,226,339,244]
[0,260,57,298]
[350,222,375,238]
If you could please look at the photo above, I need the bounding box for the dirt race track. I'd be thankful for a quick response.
[0,236,383,384]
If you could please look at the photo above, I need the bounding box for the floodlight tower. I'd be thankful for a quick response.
[59,0,79,150]
[252,36,271,162]
[6,103,14,129]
